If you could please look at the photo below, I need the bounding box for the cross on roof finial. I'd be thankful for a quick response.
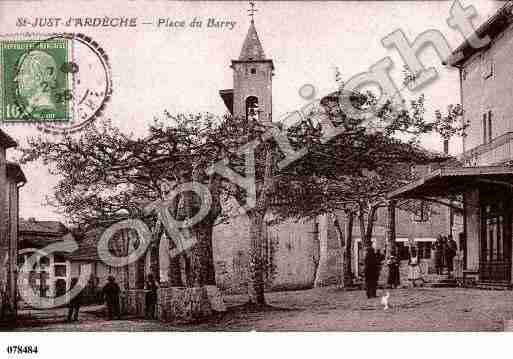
[248,1,258,22]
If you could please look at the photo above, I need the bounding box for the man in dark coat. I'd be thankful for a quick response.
[102,276,121,320]
[145,274,158,319]
[67,277,83,322]
[386,252,400,289]
[446,235,458,276]
[434,235,444,274]
[364,247,379,298]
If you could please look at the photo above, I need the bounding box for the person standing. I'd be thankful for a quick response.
[67,278,82,322]
[364,247,379,298]
[386,252,400,289]
[408,246,422,287]
[102,276,121,320]
[446,235,458,277]
[145,274,158,319]
[434,235,444,275]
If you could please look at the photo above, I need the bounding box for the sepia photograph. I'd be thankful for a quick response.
[1,0,513,353]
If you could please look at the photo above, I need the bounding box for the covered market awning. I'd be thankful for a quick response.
[387,166,513,200]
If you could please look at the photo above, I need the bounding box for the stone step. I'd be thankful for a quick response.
[475,281,512,291]
[423,281,457,288]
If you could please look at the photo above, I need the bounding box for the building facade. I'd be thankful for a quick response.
[0,130,26,322]
[389,3,513,286]
[16,219,76,307]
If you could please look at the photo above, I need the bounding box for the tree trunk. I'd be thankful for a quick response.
[189,223,216,286]
[358,207,369,248]
[245,140,273,307]
[168,254,183,286]
[343,211,354,287]
[187,173,221,287]
[359,204,379,285]
[365,205,378,246]
[248,210,266,306]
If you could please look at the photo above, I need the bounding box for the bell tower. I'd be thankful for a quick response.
[230,2,274,124]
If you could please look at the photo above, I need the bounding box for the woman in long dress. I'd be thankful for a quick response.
[408,246,422,287]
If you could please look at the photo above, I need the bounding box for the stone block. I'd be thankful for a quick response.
[156,286,225,323]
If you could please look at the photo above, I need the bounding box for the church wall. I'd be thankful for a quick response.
[213,213,251,293]
[268,218,319,290]
[212,212,343,293]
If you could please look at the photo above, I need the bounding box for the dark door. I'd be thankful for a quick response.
[480,190,512,283]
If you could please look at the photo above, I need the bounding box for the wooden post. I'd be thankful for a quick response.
[385,200,396,259]
[385,199,397,288]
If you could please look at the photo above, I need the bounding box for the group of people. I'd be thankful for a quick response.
[363,234,460,298]
[434,234,458,275]
[67,274,159,322]
[363,245,425,298]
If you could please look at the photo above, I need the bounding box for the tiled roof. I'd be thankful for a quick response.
[68,226,127,262]
[19,220,68,235]
[0,129,17,149]
[446,2,513,66]
[6,162,26,183]
[239,21,266,61]
[68,227,106,262]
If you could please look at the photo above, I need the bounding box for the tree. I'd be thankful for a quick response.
[19,114,225,287]
[267,81,450,288]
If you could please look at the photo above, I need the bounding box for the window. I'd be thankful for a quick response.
[483,113,487,144]
[417,241,432,259]
[250,68,256,75]
[488,110,493,143]
[483,111,493,144]
[483,52,493,79]
[54,265,67,277]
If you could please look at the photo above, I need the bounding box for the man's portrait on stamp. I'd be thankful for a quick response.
[14,50,58,114]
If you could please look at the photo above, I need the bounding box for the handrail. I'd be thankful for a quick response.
[460,131,513,161]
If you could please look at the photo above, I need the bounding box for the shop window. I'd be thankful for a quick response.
[412,201,429,222]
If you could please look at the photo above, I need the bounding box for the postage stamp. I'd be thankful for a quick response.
[0,33,112,134]
[0,38,73,122]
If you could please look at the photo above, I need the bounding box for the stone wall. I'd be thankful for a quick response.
[213,212,323,293]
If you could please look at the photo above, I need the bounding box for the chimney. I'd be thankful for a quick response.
[443,138,449,155]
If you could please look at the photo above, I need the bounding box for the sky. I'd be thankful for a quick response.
[0,0,503,222]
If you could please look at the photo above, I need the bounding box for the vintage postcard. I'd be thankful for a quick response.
[0,0,512,352]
